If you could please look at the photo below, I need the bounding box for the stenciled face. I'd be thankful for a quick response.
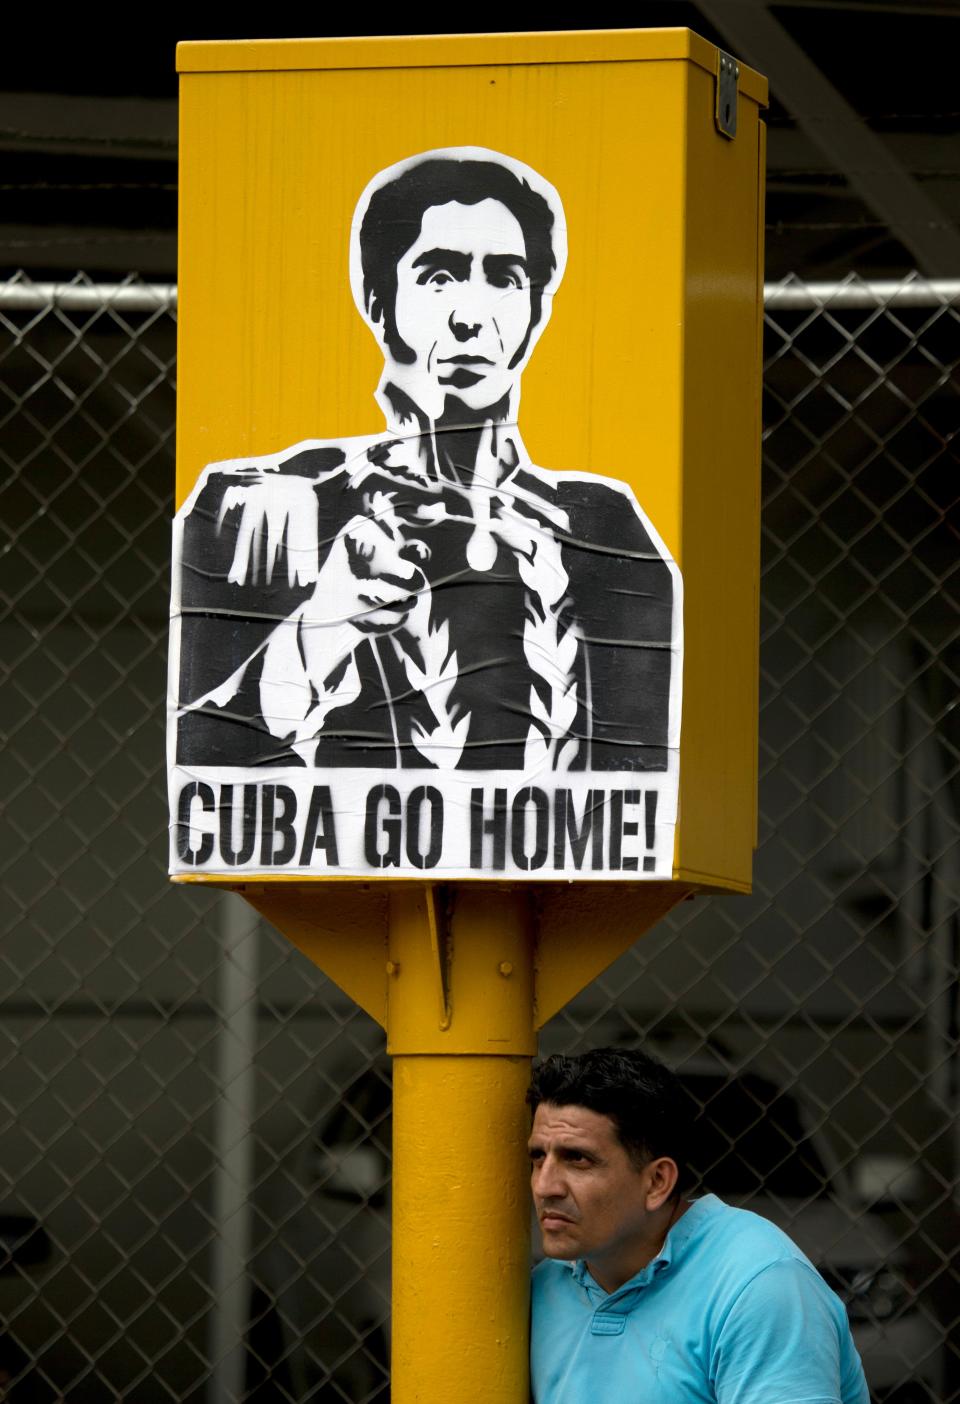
[391,197,533,418]
[529,1103,671,1291]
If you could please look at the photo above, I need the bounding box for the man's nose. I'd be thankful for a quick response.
[448,308,482,342]
[533,1155,565,1200]
[448,278,493,342]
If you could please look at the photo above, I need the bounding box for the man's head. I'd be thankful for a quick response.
[351,148,566,423]
[526,1048,692,1291]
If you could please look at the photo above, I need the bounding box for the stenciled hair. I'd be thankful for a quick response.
[358,156,556,366]
[527,1048,692,1195]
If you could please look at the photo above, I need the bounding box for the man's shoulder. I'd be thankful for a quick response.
[689,1201,869,1404]
[674,1200,846,1347]
[668,1190,830,1319]
[197,431,397,482]
[522,462,676,564]
[522,462,642,505]
[679,1196,815,1278]
[178,430,438,522]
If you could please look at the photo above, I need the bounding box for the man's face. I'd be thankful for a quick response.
[529,1103,661,1278]
[391,197,532,417]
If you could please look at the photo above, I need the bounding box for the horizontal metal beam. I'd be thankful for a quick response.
[764,278,960,309]
[0,281,177,312]
[2,279,959,314]
[0,92,177,160]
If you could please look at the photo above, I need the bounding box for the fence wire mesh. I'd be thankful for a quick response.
[0,270,957,1404]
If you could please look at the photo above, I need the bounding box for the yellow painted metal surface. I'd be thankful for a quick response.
[388,887,536,1055]
[391,1053,531,1401]
[176,28,765,895]
[672,56,766,888]
[534,882,692,1028]
[231,879,692,1039]
[241,883,389,1024]
[176,29,766,100]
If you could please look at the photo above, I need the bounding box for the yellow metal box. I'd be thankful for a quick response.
[170,30,767,895]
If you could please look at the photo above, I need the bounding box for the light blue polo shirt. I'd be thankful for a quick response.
[531,1194,869,1404]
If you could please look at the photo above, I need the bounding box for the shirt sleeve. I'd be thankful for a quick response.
[712,1257,868,1404]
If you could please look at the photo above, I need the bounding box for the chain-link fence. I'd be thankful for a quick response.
[1,271,957,1403]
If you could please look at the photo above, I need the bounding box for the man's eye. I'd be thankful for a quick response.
[489,270,524,290]
[418,269,454,287]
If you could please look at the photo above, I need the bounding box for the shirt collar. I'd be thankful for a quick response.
[567,1195,722,1304]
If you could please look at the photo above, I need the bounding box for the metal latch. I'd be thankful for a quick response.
[715,50,740,139]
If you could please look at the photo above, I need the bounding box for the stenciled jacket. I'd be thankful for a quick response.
[174,426,679,774]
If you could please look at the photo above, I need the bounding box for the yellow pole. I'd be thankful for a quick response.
[387,886,537,1403]
[392,1056,531,1399]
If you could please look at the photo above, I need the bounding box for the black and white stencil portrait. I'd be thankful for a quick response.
[168,147,683,879]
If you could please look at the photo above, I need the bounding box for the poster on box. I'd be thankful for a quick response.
[168,147,682,879]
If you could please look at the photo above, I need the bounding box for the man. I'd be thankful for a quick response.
[173,148,680,775]
[528,1048,870,1404]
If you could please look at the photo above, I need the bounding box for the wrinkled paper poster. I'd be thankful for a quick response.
[168,148,683,879]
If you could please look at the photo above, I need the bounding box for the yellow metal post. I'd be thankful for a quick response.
[382,884,693,1399]
[388,887,535,1400]
[392,1054,531,1398]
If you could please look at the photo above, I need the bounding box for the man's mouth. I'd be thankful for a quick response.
[540,1212,575,1228]
[437,357,495,390]
[439,369,486,389]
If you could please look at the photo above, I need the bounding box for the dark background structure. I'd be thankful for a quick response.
[3,3,960,282]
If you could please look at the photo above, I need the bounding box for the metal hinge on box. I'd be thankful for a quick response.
[716,50,740,138]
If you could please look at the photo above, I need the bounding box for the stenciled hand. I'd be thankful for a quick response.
[219,474,322,588]
[335,493,430,634]
[257,491,430,760]
[218,470,429,633]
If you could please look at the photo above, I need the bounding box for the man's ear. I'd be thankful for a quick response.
[644,1156,680,1210]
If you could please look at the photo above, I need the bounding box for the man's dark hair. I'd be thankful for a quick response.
[359,155,556,366]
[527,1047,692,1194]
